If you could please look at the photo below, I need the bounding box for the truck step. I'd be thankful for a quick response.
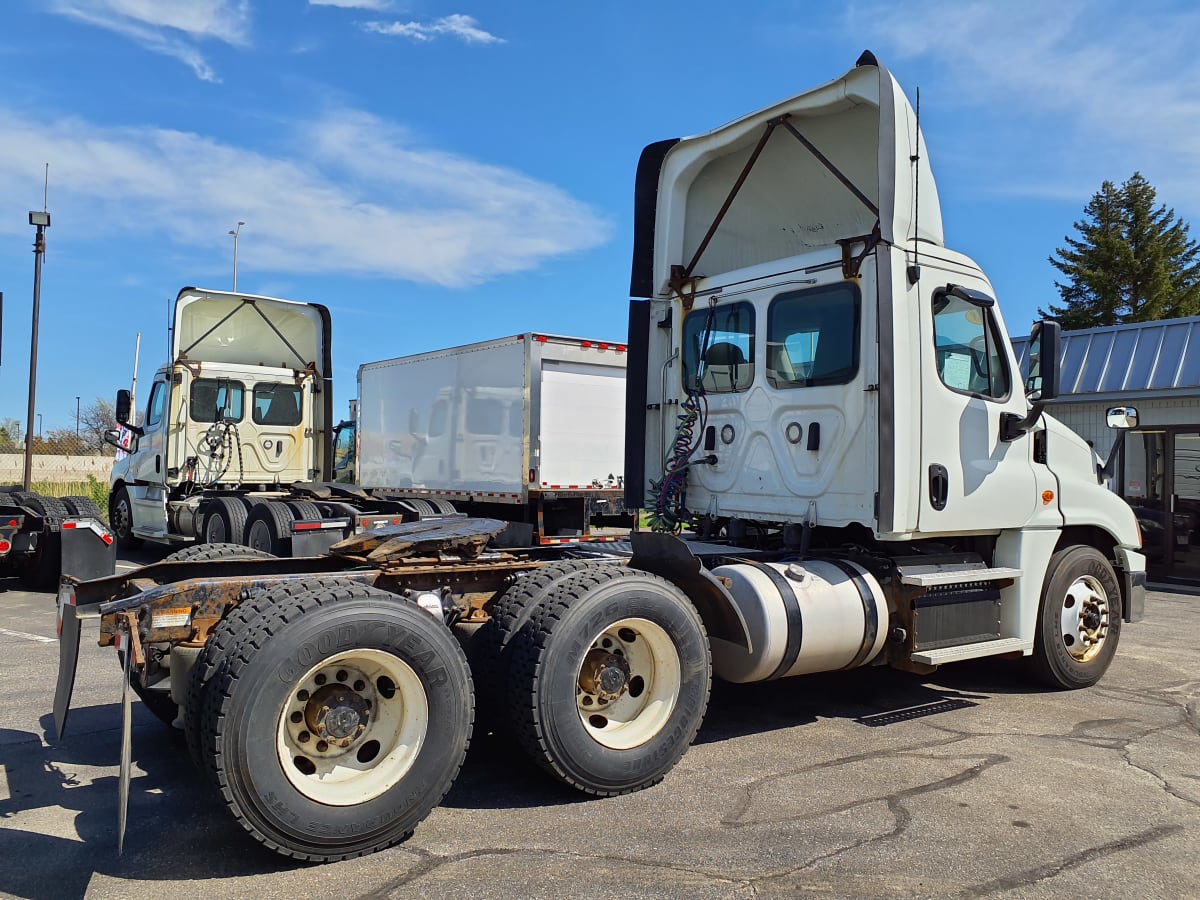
[910,637,1031,665]
[898,566,1022,587]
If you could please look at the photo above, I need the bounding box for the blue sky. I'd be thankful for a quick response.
[1,0,1199,432]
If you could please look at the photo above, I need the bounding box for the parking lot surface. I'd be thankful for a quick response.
[0,563,1197,899]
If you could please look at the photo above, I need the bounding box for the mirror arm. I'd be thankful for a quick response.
[1000,400,1045,443]
[1097,432,1127,484]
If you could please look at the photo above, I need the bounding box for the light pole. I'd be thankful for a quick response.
[229,220,245,292]
[76,396,81,435]
[23,208,50,490]
[37,413,43,437]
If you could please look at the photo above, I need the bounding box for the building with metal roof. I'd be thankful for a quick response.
[1014,315,1200,583]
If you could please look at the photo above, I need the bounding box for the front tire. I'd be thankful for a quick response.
[110,485,142,550]
[1030,545,1123,689]
[508,567,711,796]
[207,584,473,860]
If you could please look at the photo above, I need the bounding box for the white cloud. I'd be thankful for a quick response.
[309,0,391,8]
[850,0,1200,214]
[0,106,608,288]
[364,14,504,45]
[48,0,250,81]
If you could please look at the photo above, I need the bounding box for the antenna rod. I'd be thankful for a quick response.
[907,88,922,286]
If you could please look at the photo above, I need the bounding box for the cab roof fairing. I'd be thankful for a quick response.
[629,53,944,300]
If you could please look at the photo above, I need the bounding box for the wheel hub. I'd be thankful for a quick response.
[579,649,630,702]
[1062,575,1110,662]
[306,683,370,741]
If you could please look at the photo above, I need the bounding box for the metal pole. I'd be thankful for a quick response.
[76,396,81,435]
[22,219,47,491]
[130,332,141,414]
[229,221,244,292]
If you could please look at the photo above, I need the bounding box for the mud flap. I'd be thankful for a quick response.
[53,594,104,741]
[59,520,117,581]
[53,603,82,742]
[118,642,132,855]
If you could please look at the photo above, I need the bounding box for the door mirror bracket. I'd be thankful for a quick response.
[1097,406,1140,482]
[1002,318,1062,442]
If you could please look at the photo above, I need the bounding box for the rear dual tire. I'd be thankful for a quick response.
[202,583,473,860]
[507,567,711,796]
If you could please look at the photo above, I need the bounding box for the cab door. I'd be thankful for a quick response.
[130,378,168,486]
[917,279,1038,534]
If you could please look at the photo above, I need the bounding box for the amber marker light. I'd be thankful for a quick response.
[1042,490,1055,505]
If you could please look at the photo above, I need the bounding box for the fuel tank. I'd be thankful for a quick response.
[709,559,888,683]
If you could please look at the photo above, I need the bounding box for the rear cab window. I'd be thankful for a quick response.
[190,379,245,422]
[682,302,755,394]
[767,283,860,388]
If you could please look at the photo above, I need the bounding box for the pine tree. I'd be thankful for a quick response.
[1042,173,1200,328]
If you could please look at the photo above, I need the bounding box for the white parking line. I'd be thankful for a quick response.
[0,627,56,644]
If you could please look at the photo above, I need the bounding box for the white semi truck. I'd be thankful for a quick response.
[57,53,1144,862]
[341,334,631,545]
[106,288,481,557]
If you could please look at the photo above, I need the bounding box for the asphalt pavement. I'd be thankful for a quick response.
[0,559,1197,899]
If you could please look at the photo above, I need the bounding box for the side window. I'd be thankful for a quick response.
[682,302,755,394]
[932,292,1010,399]
[145,381,167,429]
[767,283,860,388]
[190,379,245,422]
[253,383,302,426]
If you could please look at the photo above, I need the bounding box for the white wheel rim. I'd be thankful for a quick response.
[276,649,429,806]
[1060,574,1111,662]
[575,616,680,750]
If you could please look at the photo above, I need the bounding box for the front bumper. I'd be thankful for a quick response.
[1115,547,1146,623]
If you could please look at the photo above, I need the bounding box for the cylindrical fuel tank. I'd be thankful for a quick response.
[709,559,888,683]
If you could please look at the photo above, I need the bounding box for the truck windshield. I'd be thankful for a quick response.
[253,383,303,426]
[682,302,755,394]
[190,379,245,422]
[767,283,860,388]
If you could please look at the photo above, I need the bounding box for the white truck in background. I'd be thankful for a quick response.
[107,287,444,557]
[347,334,632,545]
[61,52,1145,863]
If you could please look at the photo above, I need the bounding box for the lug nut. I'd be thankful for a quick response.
[315,674,327,686]
[290,711,302,724]
[354,680,366,692]
[336,670,348,682]
[297,689,309,701]
[298,731,310,743]
[316,740,329,752]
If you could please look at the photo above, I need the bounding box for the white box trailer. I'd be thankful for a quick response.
[357,333,631,544]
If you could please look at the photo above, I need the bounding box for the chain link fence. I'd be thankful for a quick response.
[0,434,113,520]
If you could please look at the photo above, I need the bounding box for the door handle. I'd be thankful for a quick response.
[929,464,948,510]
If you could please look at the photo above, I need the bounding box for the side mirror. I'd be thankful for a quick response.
[1025,320,1061,401]
[1107,406,1139,430]
[103,429,124,450]
[115,389,132,425]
